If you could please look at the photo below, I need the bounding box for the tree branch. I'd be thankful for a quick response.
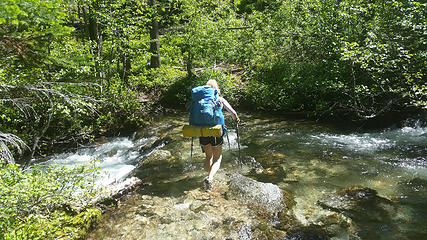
[0,132,29,165]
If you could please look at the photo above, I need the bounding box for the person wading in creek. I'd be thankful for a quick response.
[189,79,239,191]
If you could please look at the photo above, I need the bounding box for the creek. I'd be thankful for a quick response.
[46,111,427,240]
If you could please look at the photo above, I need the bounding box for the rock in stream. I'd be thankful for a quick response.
[86,171,294,240]
[226,173,285,216]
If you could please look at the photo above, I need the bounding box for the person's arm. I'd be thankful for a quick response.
[219,97,239,121]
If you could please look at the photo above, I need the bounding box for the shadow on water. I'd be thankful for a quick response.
[127,112,206,196]
[132,160,203,197]
[138,175,202,197]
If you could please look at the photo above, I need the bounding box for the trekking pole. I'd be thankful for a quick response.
[226,128,231,150]
[235,120,242,168]
[190,137,194,161]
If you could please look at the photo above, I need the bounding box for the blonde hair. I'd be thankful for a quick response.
[206,79,220,95]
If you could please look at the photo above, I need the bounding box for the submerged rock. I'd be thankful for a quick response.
[282,225,330,240]
[226,173,285,216]
[318,186,394,217]
[397,177,427,201]
[318,186,397,239]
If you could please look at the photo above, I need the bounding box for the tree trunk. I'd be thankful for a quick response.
[149,0,161,68]
[122,52,131,85]
[186,50,194,77]
[84,3,105,79]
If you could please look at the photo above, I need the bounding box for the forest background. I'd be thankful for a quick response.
[0,0,425,238]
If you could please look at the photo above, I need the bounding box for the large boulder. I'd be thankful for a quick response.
[226,173,285,216]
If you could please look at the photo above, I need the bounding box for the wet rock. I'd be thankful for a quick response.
[251,165,287,184]
[86,171,294,240]
[189,200,206,213]
[395,177,427,220]
[252,223,287,239]
[242,156,263,169]
[226,222,253,240]
[257,152,288,166]
[226,173,285,216]
[135,134,171,155]
[133,136,159,150]
[139,149,173,165]
[72,177,143,212]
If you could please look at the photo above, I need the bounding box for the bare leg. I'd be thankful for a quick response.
[207,145,222,181]
[203,144,213,172]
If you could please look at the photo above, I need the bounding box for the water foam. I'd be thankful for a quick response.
[311,133,393,152]
[311,123,427,153]
[47,137,141,185]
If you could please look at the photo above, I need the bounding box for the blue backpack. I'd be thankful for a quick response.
[189,86,225,126]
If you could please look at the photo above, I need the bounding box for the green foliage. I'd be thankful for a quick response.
[0,0,72,40]
[1,0,152,154]
[1,0,426,162]
[0,0,73,81]
[197,70,243,105]
[1,1,425,236]
[161,69,243,107]
[97,78,149,132]
[239,0,426,117]
[0,162,102,239]
[142,66,187,90]
[236,0,271,13]
[163,0,244,71]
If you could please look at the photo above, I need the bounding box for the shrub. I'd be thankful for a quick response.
[0,162,102,240]
[160,70,244,108]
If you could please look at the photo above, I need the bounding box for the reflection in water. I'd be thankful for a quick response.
[50,112,426,239]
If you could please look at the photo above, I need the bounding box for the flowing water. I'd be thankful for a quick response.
[47,112,427,239]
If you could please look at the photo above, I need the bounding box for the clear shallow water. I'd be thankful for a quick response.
[48,112,427,239]
[237,114,427,239]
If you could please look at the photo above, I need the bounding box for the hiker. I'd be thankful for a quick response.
[199,79,239,191]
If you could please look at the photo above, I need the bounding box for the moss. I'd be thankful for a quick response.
[281,188,296,209]
[73,208,102,237]
[275,188,298,231]
[284,225,331,240]
[254,223,275,239]
[253,223,287,239]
